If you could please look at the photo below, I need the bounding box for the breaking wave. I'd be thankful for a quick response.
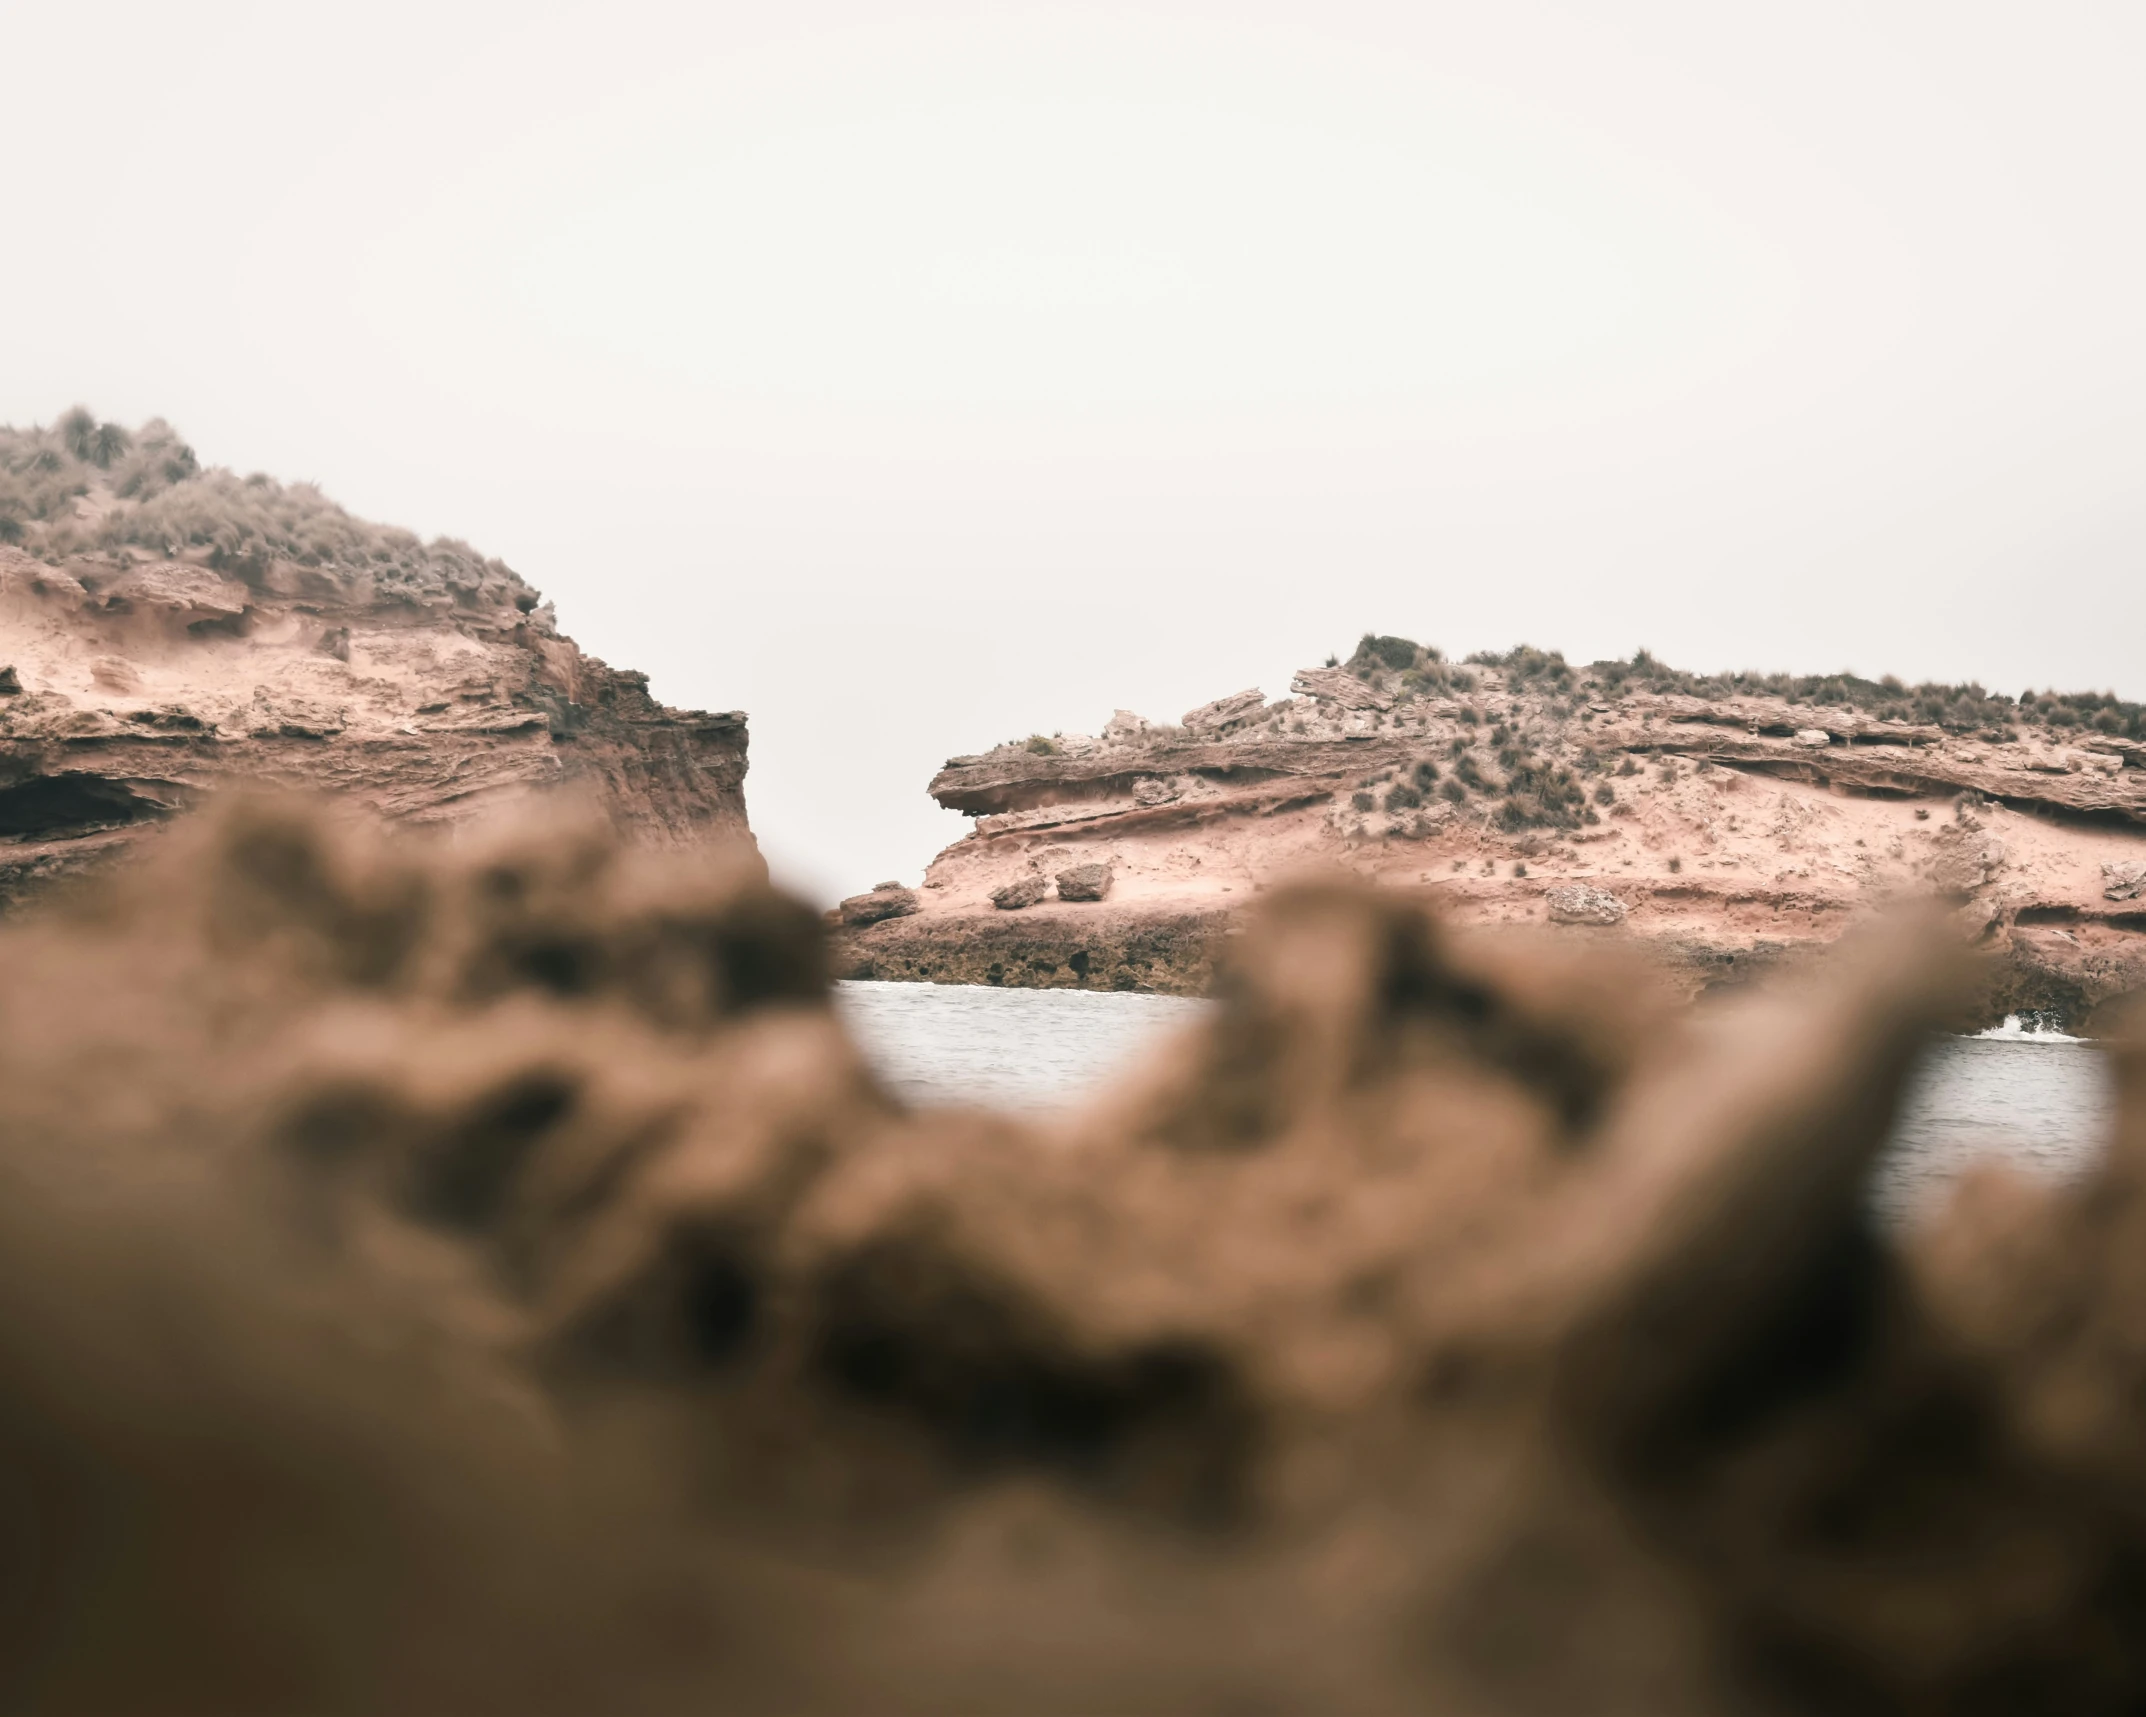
[1975,1010,2088,1043]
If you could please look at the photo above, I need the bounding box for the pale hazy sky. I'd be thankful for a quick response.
[7,2,2144,899]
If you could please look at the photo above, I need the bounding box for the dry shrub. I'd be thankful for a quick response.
[2,797,2145,1712]
[0,415,531,610]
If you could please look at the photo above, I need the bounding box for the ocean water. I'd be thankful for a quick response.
[836,984,2116,1222]
[1873,1026,2113,1220]
[837,980,1207,1109]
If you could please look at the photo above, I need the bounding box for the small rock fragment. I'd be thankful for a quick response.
[1545,884,1629,926]
[1055,861,1112,902]
[2105,861,2146,902]
[992,874,1050,911]
[91,656,143,695]
[839,885,920,927]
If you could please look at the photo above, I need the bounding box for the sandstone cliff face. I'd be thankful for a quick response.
[0,416,750,905]
[842,640,2146,1025]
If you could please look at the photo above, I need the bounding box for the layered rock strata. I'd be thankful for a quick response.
[0,428,751,906]
[840,642,2146,1024]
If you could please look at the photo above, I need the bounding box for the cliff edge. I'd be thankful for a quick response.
[840,635,2146,1027]
[0,409,751,905]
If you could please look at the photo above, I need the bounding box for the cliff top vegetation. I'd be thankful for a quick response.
[0,408,533,609]
[1349,633,2145,743]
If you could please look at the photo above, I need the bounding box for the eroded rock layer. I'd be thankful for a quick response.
[0,418,751,904]
[6,798,2146,1713]
[851,641,2146,1025]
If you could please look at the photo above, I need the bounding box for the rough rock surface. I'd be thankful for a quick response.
[1182,687,1266,733]
[1289,665,1393,711]
[0,526,751,911]
[837,883,920,927]
[991,872,1050,910]
[841,641,2146,1027]
[14,798,2146,1712]
[1055,860,1113,901]
[1546,882,1628,925]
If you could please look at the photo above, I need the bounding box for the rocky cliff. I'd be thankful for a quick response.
[0,411,751,905]
[839,636,2146,1026]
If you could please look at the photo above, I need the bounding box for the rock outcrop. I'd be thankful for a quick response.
[1182,687,1267,733]
[1545,882,1628,926]
[0,414,752,907]
[839,636,2146,1025]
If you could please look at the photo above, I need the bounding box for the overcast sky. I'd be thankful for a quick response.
[6,1,2143,899]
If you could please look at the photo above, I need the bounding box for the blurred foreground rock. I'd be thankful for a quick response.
[3,797,2146,1713]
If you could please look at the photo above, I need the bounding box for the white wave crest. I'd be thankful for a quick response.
[1975,1013,2088,1045]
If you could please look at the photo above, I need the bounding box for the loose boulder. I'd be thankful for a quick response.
[1927,828,2007,894]
[90,656,143,695]
[1792,729,1833,749]
[838,884,919,927]
[1055,861,1113,902]
[2105,861,2146,902]
[1545,884,1628,927]
[991,873,1050,910]
[1182,688,1267,734]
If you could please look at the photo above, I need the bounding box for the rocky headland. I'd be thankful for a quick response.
[838,635,2146,1027]
[0,410,752,906]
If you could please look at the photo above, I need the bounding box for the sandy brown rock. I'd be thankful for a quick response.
[838,883,920,926]
[1546,882,1628,925]
[1181,687,1266,733]
[866,646,2146,1028]
[1289,664,1393,711]
[9,798,2146,1712]
[0,536,752,910]
[991,873,1049,910]
[1055,859,1113,901]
